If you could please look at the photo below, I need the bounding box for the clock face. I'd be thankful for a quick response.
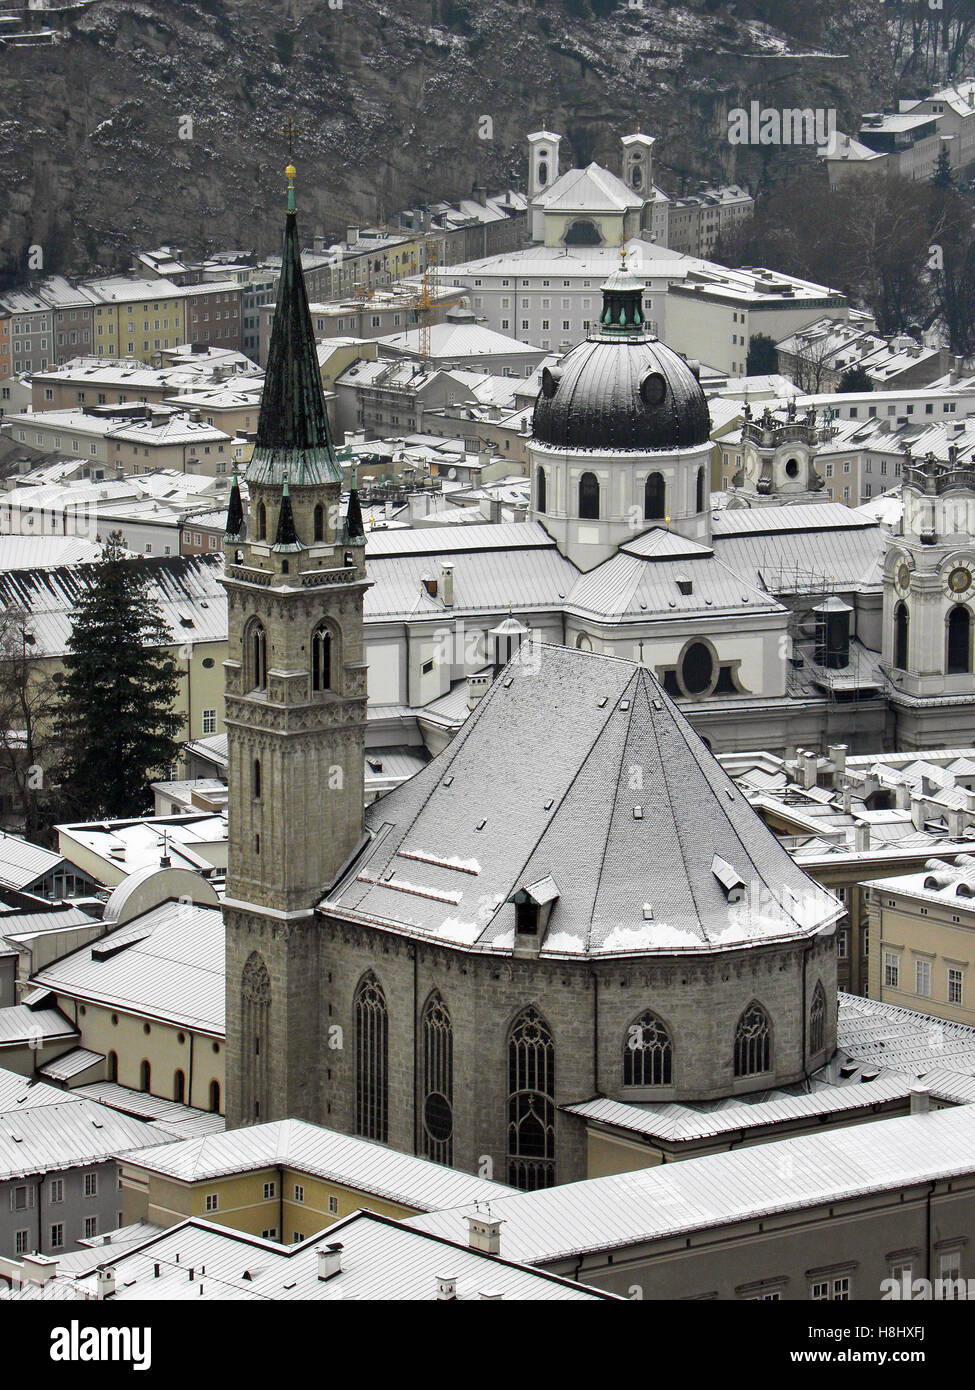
[948,565,973,596]
[897,562,911,592]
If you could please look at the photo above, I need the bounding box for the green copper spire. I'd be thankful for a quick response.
[598,246,648,337]
[224,472,244,541]
[247,162,343,489]
[272,476,305,552]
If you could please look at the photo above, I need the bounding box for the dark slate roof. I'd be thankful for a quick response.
[324,644,840,956]
[248,209,342,488]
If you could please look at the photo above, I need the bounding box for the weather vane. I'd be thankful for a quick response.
[284,116,302,159]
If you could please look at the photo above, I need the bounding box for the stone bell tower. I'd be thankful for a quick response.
[222,161,369,1128]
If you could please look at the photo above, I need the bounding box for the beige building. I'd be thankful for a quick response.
[2,405,237,478]
[865,858,975,1023]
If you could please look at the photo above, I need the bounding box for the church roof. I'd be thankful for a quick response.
[534,162,644,214]
[324,645,840,956]
[247,184,343,489]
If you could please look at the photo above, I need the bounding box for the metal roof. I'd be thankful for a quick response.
[0,1006,78,1048]
[365,547,574,621]
[408,1104,975,1266]
[364,520,555,558]
[74,1083,226,1140]
[0,1097,165,1182]
[325,644,841,956]
[0,833,64,890]
[565,545,780,622]
[39,1048,105,1081]
[32,900,224,1035]
[11,1210,613,1301]
[123,1117,510,1212]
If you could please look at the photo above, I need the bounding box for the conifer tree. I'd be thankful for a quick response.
[54,533,181,820]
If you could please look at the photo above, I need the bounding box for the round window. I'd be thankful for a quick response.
[202,658,215,670]
[423,1092,453,1143]
[681,642,714,695]
[785,458,800,478]
[640,371,666,407]
[541,366,561,399]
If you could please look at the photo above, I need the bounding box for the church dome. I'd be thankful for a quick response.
[532,265,711,453]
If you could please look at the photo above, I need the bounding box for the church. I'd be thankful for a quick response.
[221,167,844,1186]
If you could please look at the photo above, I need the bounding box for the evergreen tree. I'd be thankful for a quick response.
[746,332,779,376]
[837,365,873,393]
[932,148,954,190]
[54,534,182,820]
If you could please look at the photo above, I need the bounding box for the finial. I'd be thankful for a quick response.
[286,163,296,213]
[620,242,628,268]
[284,116,301,213]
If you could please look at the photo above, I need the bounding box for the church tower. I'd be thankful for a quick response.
[883,445,975,721]
[727,399,826,507]
[222,161,369,1128]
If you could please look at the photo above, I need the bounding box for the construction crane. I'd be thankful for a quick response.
[413,238,440,364]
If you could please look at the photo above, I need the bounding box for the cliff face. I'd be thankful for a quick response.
[0,0,907,276]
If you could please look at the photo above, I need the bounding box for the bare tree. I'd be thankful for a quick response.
[0,607,59,843]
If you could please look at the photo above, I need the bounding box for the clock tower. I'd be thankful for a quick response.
[883,446,975,737]
[222,161,369,1128]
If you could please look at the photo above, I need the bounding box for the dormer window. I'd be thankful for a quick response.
[515,898,540,934]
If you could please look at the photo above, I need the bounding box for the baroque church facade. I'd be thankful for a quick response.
[222,172,842,1186]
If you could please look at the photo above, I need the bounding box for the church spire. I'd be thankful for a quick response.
[344,487,365,544]
[598,245,649,337]
[224,472,244,541]
[272,476,305,552]
[248,161,343,489]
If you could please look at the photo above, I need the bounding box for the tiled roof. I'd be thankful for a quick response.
[325,644,841,955]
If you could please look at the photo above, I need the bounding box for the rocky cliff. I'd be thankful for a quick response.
[0,0,938,277]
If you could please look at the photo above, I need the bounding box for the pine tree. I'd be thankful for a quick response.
[932,148,954,190]
[54,533,182,820]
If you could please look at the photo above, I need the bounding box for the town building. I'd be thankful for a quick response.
[375,306,548,377]
[665,184,754,259]
[2,404,239,478]
[825,80,975,187]
[776,317,953,395]
[527,130,670,248]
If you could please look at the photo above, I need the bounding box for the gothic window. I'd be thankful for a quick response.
[253,758,261,799]
[696,466,706,513]
[536,466,547,514]
[579,471,599,520]
[245,619,267,692]
[947,605,971,675]
[421,992,453,1166]
[174,1069,186,1104]
[312,625,332,692]
[257,501,267,540]
[895,601,909,671]
[734,1002,772,1077]
[809,981,826,1056]
[140,1060,151,1094]
[623,1010,673,1086]
[645,472,665,521]
[314,503,325,542]
[506,1007,556,1190]
[241,952,271,1127]
[355,972,388,1143]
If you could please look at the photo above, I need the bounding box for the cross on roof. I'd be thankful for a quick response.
[283,116,302,159]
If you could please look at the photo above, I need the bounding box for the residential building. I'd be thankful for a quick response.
[2,404,238,478]
[375,307,548,376]
[81,278,187,362]
[666,184,754,259]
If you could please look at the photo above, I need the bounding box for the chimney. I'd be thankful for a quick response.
[317,1243,343,1280]
[489,497,502,524]
[911,793,926,831]
[466,1213,502,1256]
[440,560,454,607]
[801,750,819,790]
[947,808,965,839]
[313,234,326,254]
[478,1289,504,1299]
[828,743,847,779]
[910,1086,930,1115]
[346,226,360,247]
[895,783,912,811]
[840,785,852,814]
[855,822,871,852]
[21,1254,59,1287]
[467,672,490,710]
[95,1266,116,1300]
[436,1274,458,1300]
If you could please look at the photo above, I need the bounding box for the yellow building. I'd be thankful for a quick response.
[119,1119,510,1242]
[85,278,187,363]
[865,858,975,1024]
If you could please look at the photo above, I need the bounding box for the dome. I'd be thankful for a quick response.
[532,334,711,452]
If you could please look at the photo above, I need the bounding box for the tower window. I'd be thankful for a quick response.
[257,501,267,540]
[312,626,332,692]
[355,972,388,1142]
[895,601,909,671]
[645,471,665,521]
[253,758,261,799]
[241,954,270,1124]
[536,465,547,514]
[696,466,706,513]
[579,471,599,520]
[314,503,325,541]
[809,981,826,1055]
[246,620,268,692]
[947,605,971,675]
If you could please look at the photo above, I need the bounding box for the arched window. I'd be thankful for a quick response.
[696,466,706,513]
[947,605,971,675]
[245,619,267,692]
[623,1010,673,1087]
[507,1007,556,1190]
[578,471,599,520]
[734,1002,772,1077]
[421,992,453,1166]
[564,218,601,246]
[312,625,332,692]
[209,1080,221,1114]
[253,758,261,799]
[809,981,826,1056]
[140,1059,151,1094]
[536,466,547,514]
[681,641,714,696]
[257,501,267,541]
[174,1069,186,1104]
[645,472,665,521]
[241,952,271,1126]
[106,1050,118,1083]
[355,972,388,1142]
[895,601,909,671]
[314,503,325,542]
[538,159,548,187]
